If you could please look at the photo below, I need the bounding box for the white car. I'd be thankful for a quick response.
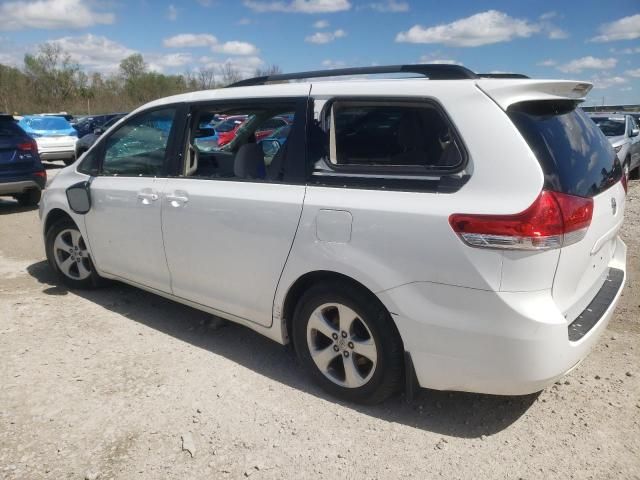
[589,113,640,182]
[18,115,77,165]
[39,65,627,404]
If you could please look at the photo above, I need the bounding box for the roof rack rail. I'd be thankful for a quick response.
[477,73,530,79]
[227,64,479,88]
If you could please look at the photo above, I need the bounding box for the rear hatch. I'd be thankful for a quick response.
[479,80,624,320]
[0,119,36,177]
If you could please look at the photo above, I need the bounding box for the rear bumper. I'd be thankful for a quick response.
[0,179,42,195]
[378,237,627,395]
[39,150,75,161]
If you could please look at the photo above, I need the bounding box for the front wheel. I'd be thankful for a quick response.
[45,218,103,289]
[292,282,404,404]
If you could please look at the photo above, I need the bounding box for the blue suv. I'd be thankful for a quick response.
[0,114,47,206]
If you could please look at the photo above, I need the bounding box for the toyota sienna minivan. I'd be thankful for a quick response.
[40,65,627,404]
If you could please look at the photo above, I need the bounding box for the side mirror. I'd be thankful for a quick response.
[94,127,104,135]
[631,128,639,137]
[66,181,92,214]
[261,139,281,158]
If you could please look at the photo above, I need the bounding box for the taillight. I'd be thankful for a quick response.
[33,170,46,179]
[449,190,593,250]
[17,140,38,152]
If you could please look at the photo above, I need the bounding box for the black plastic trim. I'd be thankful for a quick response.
[568,268,624,342]
[227,64,478,88]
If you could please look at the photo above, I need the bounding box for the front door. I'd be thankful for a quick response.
[84,107,179,292]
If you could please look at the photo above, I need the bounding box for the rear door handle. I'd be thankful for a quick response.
[137,191,159,204]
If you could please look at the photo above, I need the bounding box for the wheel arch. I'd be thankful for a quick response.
[280,270,402,348]
[44,208,75,234]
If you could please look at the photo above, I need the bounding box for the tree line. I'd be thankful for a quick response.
[0,44,281,115]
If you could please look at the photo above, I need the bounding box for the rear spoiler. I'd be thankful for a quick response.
[476,79,593,111]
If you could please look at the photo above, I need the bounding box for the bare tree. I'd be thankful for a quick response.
[197,68,216,89]
[254,64,282,77]
[219,63,242,86]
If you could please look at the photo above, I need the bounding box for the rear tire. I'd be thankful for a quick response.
[63,156,75,166]
[292,281,404,404]
[45,218,103,289]
[15,188,41,207]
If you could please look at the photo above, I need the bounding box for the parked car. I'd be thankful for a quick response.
[214,115,248,147]
[40,64,627,404]
[254,115,293,142]
[75,114,127,158]
[0,114,46,206]
[18,115,77,165]
[589,113,640,181]
[74,113,126,139]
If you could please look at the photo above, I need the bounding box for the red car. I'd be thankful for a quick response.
[215,115,248,147]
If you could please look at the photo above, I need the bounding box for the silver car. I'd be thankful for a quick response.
[589,113,640,181]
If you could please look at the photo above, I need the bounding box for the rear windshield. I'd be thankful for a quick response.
[508,101,621,197]
[0,119,24,137]
[590,117,625,137]
[23,116,71,131]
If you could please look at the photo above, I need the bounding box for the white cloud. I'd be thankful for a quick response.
[237,17,253,25]
[0,0,114,31]
[163,34,218,48]
[313,19,330,28]
[305,29,346,44]
[547,27,568,40]
[48,34,136,73]
[418,55,462,65]
[590,75,628,90]
[321,59,346,68]
[591,14,640,42]
[626,68,640,78]
[558,56,617,73]
[610,46,640,55]
[243,0,351,14]
[396,10,540,47]
[212,41,259,55]
[198,55,265,78]
[366,0,409,12]
[167,4,178,21]
[148,53,194,72]
[539,11,557,21]
[163,33,258,56]
[537,59,557,67]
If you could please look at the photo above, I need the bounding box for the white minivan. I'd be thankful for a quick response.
[40,65,627,404]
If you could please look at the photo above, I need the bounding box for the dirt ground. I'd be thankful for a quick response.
[1,165,639,480]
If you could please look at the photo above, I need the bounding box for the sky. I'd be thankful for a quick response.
[0,0,639,105]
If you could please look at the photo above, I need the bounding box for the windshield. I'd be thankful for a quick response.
[23,116,71,131]
[0,120,24,137]
[509,101,621,197]
[591,117,626,137]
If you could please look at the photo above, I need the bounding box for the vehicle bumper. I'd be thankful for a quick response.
[0,179,42,195]
[38,148,75,161]
[378,237,627,396]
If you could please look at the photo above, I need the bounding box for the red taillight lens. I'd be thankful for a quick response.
[17,140,38,152]
[33,170,47,179]
[449,190,593,250]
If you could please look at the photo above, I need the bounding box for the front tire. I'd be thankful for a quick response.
[292,282,404,404]
[45,218,103,289]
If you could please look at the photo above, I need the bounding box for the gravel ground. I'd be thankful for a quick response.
[1,167,639,480]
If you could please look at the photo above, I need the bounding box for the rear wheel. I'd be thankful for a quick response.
[62,156,75,166]
[292,282,404,404]
[15,188,41,207]
[45,218,103,289]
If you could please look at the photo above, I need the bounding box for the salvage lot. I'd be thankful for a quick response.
[1,167,639,479]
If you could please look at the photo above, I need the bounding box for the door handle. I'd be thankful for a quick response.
[166,192,189,207]
[137,191,159,204]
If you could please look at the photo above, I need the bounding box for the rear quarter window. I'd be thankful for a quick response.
[508,101,621,197]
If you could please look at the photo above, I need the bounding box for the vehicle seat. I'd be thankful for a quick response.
[234,143,266,179]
